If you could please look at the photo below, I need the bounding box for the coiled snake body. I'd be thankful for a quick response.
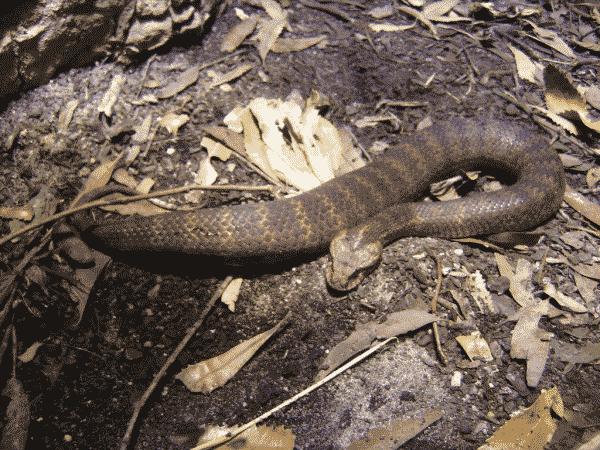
[77,119,565,290]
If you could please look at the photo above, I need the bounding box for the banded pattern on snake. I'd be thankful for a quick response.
[76,119,565,290]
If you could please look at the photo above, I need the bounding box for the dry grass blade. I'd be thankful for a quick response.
[176,313,289,393]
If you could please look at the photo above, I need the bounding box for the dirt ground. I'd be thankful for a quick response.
[1,1,599,449]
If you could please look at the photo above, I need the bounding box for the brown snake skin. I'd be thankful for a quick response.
[77,119,565,290]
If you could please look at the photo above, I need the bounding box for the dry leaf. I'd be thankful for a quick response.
[208,64,254,90]
[494,254,535,307]
[553,341,600,365]
[67,251,111,327]
[369,22,415,33]
[480,387,563,450]
[17,342,43,364]
[132,114,153,144]
[586,167,600,188]
[271,35,326,52]
[221,278,243,312]
[564,185,600,226]
[574,273,597,307]
[368,4,395,19]
[508,45,541,84]
[510,300,552,387]
[0,205,34,221]
[159,113,189,135]
[217,425,295,449]
[544,65,600,134]
[75,154,122,206]
[58,99,79,132]
[422,0,460,20]
[176,315,288,393]
[456,331,493,362]
[98,74,126,117]
[316,309,437,380]
[0,377,30,450]
[260,0,286,21]
[256,17,286,62]
[347,410,443,450]
[157,66,200,99]
[221,15,259,52]
[542,282,588,313]
[195,158,218,186]
[525,20,575,58]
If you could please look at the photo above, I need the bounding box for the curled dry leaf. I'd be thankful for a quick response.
[98,74,126,117]
[159,113,189,135]
[347,410,443,450]
[221,15,259,53]
[221,278,243,312]
[0,205,34,221]
[510,300,552,387]
[480,387,563,450]
[455,331,493,362]
[271,35,326,53]
[156,65,200,99]
[542,282,588,313]
[564,185,600,227]
[0,377,30,450]
[176,315,288,393]
[494,254,535,307]
[17,341,43,364]
[316,309,437,380]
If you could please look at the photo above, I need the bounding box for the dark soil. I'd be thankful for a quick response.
[1,1,599,449]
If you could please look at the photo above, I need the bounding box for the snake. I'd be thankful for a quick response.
[74,119,565,291]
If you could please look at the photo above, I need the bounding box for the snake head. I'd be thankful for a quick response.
[326,229,383,291]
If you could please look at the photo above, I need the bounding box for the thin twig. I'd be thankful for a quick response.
[431,256,448,366]
[120,276,233,450]
[0,184,274,247]
[192,337,397,450]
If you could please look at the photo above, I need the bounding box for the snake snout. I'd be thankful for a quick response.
[326,230,383,291]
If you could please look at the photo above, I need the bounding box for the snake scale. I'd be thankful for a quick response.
[76,119,565,290]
